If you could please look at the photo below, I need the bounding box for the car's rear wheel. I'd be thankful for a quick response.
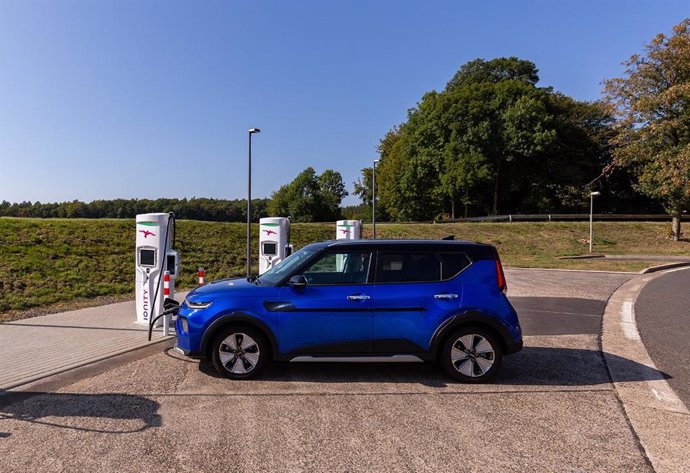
[439,327,502,383]
[211,326,268,380]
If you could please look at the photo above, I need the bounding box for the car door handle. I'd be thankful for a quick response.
[434,293,459,300]
[347,294,371,301]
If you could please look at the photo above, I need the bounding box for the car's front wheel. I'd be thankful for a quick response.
[439,327,503,383]
[211,326,268,380]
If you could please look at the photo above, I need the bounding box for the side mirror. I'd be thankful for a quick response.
[164,298,180,311]
[288,275,307,289]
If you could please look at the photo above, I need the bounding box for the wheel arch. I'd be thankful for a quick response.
[430,311,510,360]
[201,312,279,360]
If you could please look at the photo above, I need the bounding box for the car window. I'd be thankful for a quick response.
[376,251,470,283]
[439,252,471,280]
[302,251,371,285]
[257,245,320,285]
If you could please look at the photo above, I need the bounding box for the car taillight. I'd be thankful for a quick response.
[493,248,507,293]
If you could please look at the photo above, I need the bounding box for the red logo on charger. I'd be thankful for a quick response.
[263,229,277,236]
[139,230,156,238]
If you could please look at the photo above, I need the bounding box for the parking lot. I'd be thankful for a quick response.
[0,269,659,472]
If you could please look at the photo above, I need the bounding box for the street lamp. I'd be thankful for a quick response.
[589,191,600,253]
[247,128,261,277]
[372,159,380,239]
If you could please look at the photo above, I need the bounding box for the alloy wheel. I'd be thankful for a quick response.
[450,333,496,377]
[218,332,261,375]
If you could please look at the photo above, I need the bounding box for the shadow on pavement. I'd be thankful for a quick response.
[199,346,670,388]
[0,392,161,434]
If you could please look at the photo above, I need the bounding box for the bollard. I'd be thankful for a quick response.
[163,271,170,336]
[198,267,205,286]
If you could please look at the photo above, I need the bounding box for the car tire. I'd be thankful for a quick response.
[439,326,503,383]
[211,326,269,380]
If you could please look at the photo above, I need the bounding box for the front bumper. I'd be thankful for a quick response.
[505,338,523,354]
[173,344,202,358]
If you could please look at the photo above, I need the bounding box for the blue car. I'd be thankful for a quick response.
[176,239,522,383]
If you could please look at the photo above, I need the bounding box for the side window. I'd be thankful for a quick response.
[376,252,440,283]
[439,252,471,280]
[302,251,371,285]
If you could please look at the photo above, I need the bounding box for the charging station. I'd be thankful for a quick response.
[259,217,292,274]
[336,220,362,271]
[135,212,179,333]
[336,220,362,240]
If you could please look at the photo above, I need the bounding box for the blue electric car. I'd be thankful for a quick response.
[176,239,522,383]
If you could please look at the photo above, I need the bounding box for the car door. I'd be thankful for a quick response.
[372,250,471,353]
[276,249,374,355]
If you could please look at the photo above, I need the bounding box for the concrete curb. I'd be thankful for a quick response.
[0,336,174,395]
[639,262,690,274]
[601,269,690,472]
[506,266,637,274]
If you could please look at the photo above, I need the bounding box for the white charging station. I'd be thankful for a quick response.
[336,220,362,240]
[259,217,292,274]
[135,213,179,333]
[336,220,362,271]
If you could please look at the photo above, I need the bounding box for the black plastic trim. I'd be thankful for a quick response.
[374,338,426,353]
[429,311,522,358]
[263,301,424,313]
[281,340,373,357]
[199,312,279,359]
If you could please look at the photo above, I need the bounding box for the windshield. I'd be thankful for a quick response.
[257,245,321,286]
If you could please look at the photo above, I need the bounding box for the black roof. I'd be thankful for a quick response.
[305,239,497,260]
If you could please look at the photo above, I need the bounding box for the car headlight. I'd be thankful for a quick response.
[186,300,213,310]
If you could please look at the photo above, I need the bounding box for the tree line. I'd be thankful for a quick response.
[0,198,271,222]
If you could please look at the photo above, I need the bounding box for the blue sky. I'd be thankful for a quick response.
[0,0,687,205]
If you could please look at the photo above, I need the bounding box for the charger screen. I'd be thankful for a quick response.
[263,242,277,256]
[140,249,156,267]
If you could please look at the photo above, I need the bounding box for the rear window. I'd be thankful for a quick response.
[439,252,471,280]
[376,251,470,283]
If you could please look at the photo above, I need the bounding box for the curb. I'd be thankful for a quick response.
[601,269,690,472]
[506,266,637,274]
[0,336,175,405]
[639,262,690,274]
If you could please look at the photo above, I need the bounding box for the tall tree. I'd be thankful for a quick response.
[268,167,348,222]
[318,169,349,220]
[604,19,690,240]
[445,57,539,91]
[353,167,373,206]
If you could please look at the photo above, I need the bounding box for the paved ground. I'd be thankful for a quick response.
[636,267,690,408]
[505,267,633,300]
[1,269,658,472]
[0,334,653,472]
[0,295,184,390]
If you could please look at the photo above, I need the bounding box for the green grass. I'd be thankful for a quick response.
[0,218,688,318]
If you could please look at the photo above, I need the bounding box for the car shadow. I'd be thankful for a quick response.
[0,391,162,435]
[199,346,670,388]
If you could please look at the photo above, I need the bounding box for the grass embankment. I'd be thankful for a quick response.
[0,218,688,320]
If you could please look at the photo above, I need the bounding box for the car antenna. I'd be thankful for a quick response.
[441,235,455,240]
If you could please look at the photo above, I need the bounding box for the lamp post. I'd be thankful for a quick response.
[372,159,380,239]
[589,191,600,253]
[247,128,261,277]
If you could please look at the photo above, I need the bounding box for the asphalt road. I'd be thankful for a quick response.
[636,267,690,408]
[511,297,606,336]
[1,269,651,472]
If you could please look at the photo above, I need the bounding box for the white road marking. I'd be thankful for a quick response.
[620,300,641,341]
